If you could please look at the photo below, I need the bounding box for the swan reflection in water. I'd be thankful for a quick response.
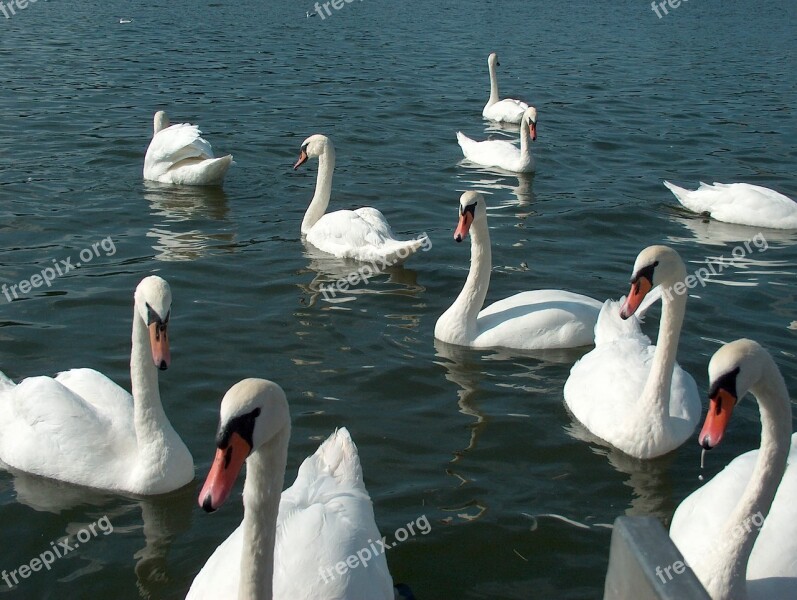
[3,467,194,599]
[297,241,425,307]
[143,182,233,262]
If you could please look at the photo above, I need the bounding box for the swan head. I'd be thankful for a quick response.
[488,52,499,68]
[293,134,332,170]
[134,275,171,370]
[700,339,770,449]
[620,245,686,319]
[153,111,170,135]
[523,107,538,141]
[454,191,487,242]
[198,378,290,513]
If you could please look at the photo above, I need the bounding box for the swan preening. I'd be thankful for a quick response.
[664,181,797,230]
[294,134,429,264]
[143,111,234,186]
[457,106,537,173]
[564,245,701,459]
[188,379,395,600]
[0,276,193,495]
[434,191,601,350]
[482,52,530,124]
[670,339,797,600]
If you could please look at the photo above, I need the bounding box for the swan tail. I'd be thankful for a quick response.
[169,154,233,186]
[0,371,16,392]
[663,180,707,214]
[313,427,364,486]
[384,234,428,265]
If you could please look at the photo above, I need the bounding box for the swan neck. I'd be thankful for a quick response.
[440,218,491,344]
[519,121,531,157]
[302,146,335,234]
[130,307,171,454]
[488,60,499,105]
[639,290,686,416]
[239,425,290,600]
[702,360,791,599]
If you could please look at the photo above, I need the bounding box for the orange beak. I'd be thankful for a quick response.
[293,149,309,170]
[198,432,252,512]
[148,322,170,370]
[529,121,537,142]
[699,388,737,449]
[620,276,653,319]
[454,211,474,242]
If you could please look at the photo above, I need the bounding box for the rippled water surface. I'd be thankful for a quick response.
[1,0,795,598]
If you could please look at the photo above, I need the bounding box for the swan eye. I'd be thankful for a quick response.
[460,203,477,217]
[708,367,740,400]
[631,262,657,285]
[216,407,262,450]
[145,302,167,326]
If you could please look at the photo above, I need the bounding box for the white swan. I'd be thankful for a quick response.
[143,111,233,186]
[293,134,428,264]
[457,107,537,173]
[670,339,797,600]
[664,181,797,229]
[0,276,193,495]
[482,52,529,124]
[563,245,701,459]
[434,191,601,350]
[187,379,395,600]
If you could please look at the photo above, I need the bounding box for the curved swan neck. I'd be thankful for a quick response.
[519,121,532,158]
[239,425,290,600]
[638,289,687,416]
[130,307,171,454]
[440,217,491,344]
[702,359,791,599]
[301,144,335,234]
[488,60,499,106]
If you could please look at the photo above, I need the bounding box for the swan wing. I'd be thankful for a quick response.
[0,376,134,486]
[185,524,243,599]
[483,98,529,123]
[308,209,424,264]
[474,289,601,350]
[54,368,133,420]
[144,123,233,185]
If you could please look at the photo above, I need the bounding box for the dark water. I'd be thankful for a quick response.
[0,0,795,598]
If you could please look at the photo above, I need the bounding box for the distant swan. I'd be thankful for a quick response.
[0,276,193,495]
[293,134,428,264]
[434,191,601,350]
[564,245,701,459]
[457,107,537,173]
[143,111,233,186]
[664,181,797,229]
[187,379,396,599]
[670,339,797,599]
[482,52,529,124]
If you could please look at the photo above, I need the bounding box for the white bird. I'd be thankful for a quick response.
[293,134,428,264]
[663,181,797,230]
[482,52,529,124]
[457,107,537,173]
[143,111,233,186]
[0,276,193,495]
[670,339,797,600]
[434,191,601,350]
[563,245,701,459]
[187,379,395,600]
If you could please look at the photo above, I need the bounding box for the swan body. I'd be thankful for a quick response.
[434,191,601,350]
[664,181,797,229]
[482,52,529,123]
[670,339,797,600]
[189,379,394,600]
[457,107,537,173]
[294,134,428,264]
[564,246,701,459]
[0,276,193,495]
[143,111,233,186]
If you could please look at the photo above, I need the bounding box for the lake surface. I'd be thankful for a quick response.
[0,0,795,598]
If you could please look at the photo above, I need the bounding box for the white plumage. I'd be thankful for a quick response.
[457,107,537,173]
[482,52,529,124]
